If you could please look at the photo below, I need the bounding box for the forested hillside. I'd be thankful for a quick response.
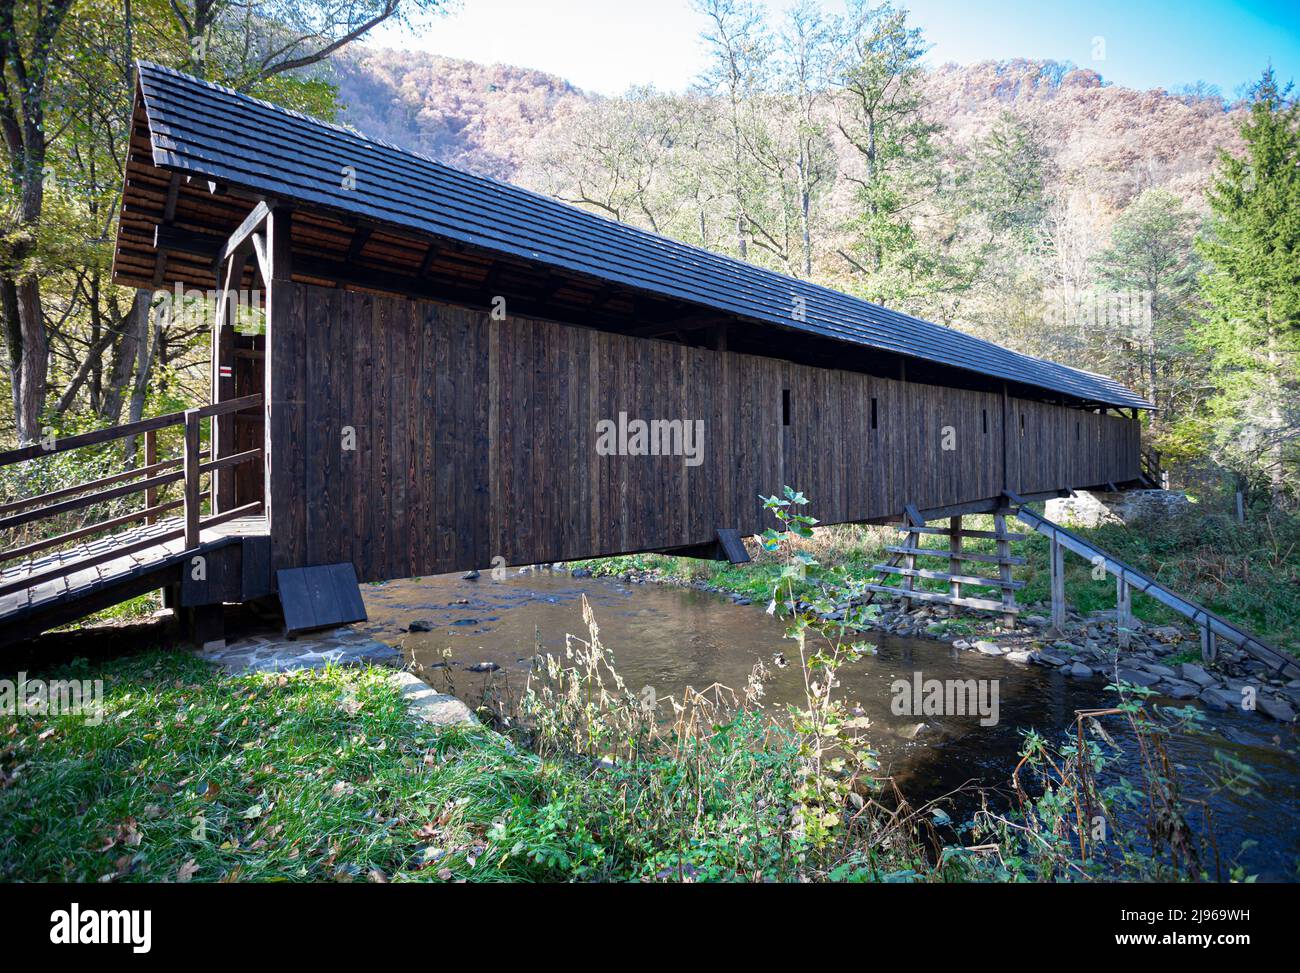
[331,48,589,179]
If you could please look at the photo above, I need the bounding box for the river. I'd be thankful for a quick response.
[357,569,1300,880]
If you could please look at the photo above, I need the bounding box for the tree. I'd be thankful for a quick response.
[1191,68,1300,504]
[525,87,698,236]
[0,0,446,446]
[0,0,76,443]
[1096,187,1200,415]
[969,111,1051,248]
[770,0,835,278]
[824,1,945,306]
[692,0,772,262]
[165,0,442,90]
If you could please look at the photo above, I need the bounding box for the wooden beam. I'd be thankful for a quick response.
[872,564,1024,589]
[1116,574,1132,650]
[994,508,1018,628]
[860,583,1019,614]
[151,172,183,285]
[886,545,1027,566]
[902,524,1028,541]
[347,224,374,262]
[1050,533,1066,633]
[215,200,273,268]
[715,528,749,564]
[155,224,221,261]
[264,207,293,551]
[1009,492,1299,679]
[251,231,269,284]
[948,515,963,607]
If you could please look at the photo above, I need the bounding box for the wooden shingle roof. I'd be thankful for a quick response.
[116,62,1151,410]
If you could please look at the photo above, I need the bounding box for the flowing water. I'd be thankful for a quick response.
[357,570,1300,880]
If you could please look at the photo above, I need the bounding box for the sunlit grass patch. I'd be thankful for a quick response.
[0,651,541,883]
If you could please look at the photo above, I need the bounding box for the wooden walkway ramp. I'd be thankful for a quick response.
[1,396,269,648]
[1007,491,1300,680]
[0,515,268,647]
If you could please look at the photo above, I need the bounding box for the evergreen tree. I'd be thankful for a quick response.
[1190,68,1300,503]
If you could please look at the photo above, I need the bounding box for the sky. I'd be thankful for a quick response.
[372,0,1300,97]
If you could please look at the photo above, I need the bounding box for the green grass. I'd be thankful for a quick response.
[572,507,1300,654]
[0,651,547,882]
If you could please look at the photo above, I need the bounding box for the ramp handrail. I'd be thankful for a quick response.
[1005,491,1299,680]
[0,395,264,575]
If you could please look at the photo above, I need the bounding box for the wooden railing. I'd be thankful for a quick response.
[1140,445,1168,490]
[1009,492,1299,679]
[0,395,264,593]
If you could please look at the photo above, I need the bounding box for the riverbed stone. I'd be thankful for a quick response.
[1034,648,1070,667]
[1199,686,1243,711]
[1157,679,1201,700]
[974,640,1006,656]
[1115,667,1162,688]
[1178,663,1217,688]
[1135,661,1178,679]
[1256,697,1297,723]
[392,671,479,726]
[1005,650,1033,664]
[1067,662,1093,678]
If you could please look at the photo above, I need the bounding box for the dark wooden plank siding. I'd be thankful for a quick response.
[267,283,1143,580]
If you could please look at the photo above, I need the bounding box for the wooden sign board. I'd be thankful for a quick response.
[276,562,367,636]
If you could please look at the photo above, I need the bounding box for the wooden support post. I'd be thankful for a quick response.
[1201,623,1217,664]
[948,515,962,611]
[144,428,158,525]
[212,251,245,514]
[995,508,1017,628]
[183,409,201,549]
[264,206,293,547]
[187,603,225,651]
[1235,491,1245,523]
[1049,532,1066,633]
[900,522,918,613]
[1116,573,1132,650]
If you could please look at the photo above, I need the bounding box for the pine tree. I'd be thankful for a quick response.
[1191,68,1300,504]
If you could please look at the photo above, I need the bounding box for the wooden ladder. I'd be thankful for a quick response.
[864,503,1025,627]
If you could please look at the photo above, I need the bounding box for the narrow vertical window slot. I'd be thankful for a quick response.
[982,409,988,434]
[782,389,791,426]
[870,397,878,431]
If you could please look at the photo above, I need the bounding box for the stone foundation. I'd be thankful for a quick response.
[198,626,402,673]
[1045,489,1191,529]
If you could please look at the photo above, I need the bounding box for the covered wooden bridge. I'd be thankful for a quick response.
[2,62,1156,646]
